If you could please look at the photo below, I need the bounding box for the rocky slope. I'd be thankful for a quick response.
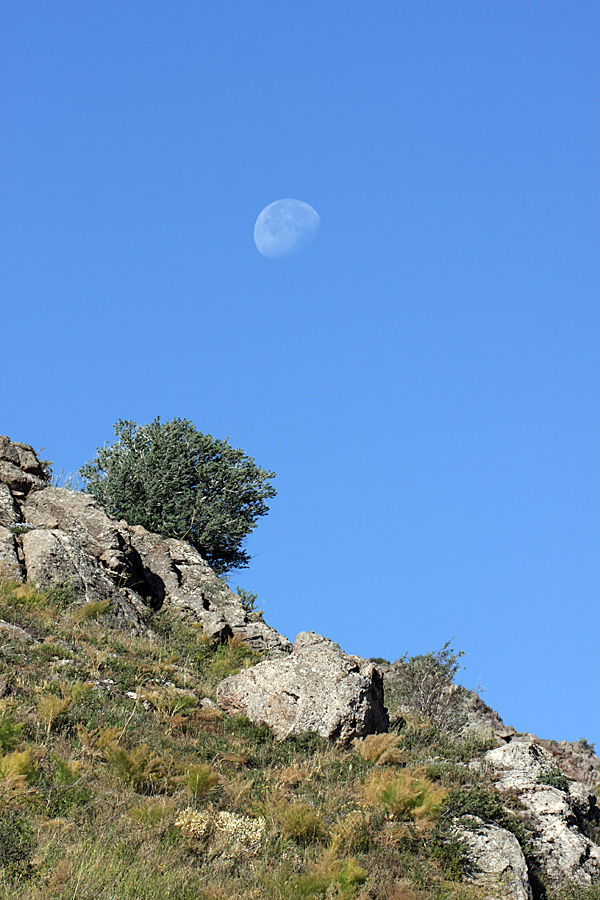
[0,435,598,900]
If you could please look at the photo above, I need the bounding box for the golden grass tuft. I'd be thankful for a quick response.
[353,732,406,766]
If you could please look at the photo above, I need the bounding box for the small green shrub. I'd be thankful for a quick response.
[0,714,24,753]
[104,743,168,794]
[441,786,529,848]
[0,809,35,880]
[290,854,367,900]
[538,769,570,793]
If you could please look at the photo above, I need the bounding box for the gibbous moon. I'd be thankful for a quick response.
[254,199,320,258]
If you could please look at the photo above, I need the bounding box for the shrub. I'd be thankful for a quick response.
[290,853,368,900]
[0,749,39,783]
[392,640,467,734]
[538,769,570,793]
[441,786,529,847]
[104,742,169,794]
[0,809,35,880]
[0,713,24,753]
[79,417,277,574]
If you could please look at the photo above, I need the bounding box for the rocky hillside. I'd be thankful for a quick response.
[0,435,598,900]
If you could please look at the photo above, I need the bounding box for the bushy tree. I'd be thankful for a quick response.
[79,418,276,574]
[393,641,467,734]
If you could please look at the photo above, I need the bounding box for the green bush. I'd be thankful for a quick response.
[79,417,276,574]
[538,769,570,793]
[441,786,529,848]
[392,640,467,734]
[0,810,36,880]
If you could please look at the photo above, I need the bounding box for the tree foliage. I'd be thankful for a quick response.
[79,418,276,574]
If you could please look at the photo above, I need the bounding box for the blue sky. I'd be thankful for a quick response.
[2,2,598,745]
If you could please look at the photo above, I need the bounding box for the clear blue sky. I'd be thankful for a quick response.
[2,2,598,746]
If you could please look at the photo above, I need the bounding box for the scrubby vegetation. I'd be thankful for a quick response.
[0,579,595,900]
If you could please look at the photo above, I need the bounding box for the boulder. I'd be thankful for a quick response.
[20,528,150,633]
[217,631,389,744]
[485,739,600,884]
[1,435,290,655]
[0,619,35,642]
[0,526,23,580]
[0,483,22,529]
[23,487,135,576]
[0,436,48,496]
[453,816,531,900]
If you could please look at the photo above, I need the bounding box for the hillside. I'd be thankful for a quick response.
[0,436,599,900]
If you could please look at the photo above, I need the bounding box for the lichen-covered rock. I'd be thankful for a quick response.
[453,816,532,900]
[0,483,22,529]
[0,525,23,579]
[485,739,600,885]
[0,436,48,496]
[20,528,150,633]
[1,435,290,655]
[23,487,133,576]
[0,619,35,642]
[217,631,389,744]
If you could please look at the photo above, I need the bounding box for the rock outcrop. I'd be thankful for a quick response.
[217,631,389,744]
[485,739,600,885]
[453,817,532,900]
[0,436,290,654]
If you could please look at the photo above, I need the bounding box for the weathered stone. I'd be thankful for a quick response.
[20,529,149,633]
[217,631,389,744]
[0,436,48,495]
[527,735,600,791]
[0,619,35,642]
[453,816,531,900]
[461,690,516,742]
[0,483,22,528]
[12,441,47,478]
[0,525,23,580]
[128,526,291,655]
[485,740,600,884]
[24,487,133,576]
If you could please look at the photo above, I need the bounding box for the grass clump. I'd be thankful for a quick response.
[276,801,329,845]
[365,769,446,826]
[0,579,567,899]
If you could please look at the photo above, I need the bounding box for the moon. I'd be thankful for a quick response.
[254,199,320,258]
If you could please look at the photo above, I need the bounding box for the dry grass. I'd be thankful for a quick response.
[0,578,530,899]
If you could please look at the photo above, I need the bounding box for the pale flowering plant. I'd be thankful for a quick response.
[8,522,36,535]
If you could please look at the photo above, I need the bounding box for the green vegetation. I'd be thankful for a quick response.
[391,640,468,734]
[79,417,277,574]
[0,578,554,899]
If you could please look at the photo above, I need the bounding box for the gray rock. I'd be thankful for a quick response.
[0,483,22,528]
[20,529,149,633]
[127,525,291,655]
[1,436,290,654]
[0,525,23,580]
[453,816,531,900]
[24,487,133,576]
[485,740,600,884]
[0,619,35,642]
[0,436,48,495]
[217,631,389,744]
